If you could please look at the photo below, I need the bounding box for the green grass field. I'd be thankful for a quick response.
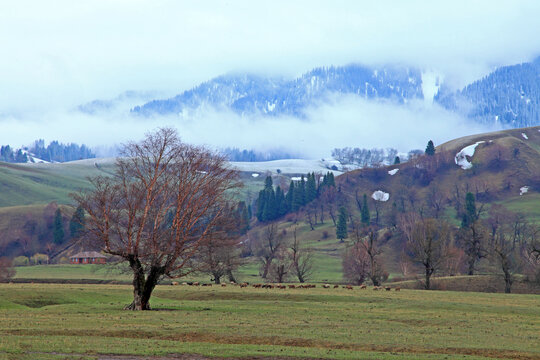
[0,283,538,360]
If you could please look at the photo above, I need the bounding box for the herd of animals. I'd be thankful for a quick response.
[170,281,401,291]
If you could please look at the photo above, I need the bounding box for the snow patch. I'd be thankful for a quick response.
[388,169,399,175]
[421,70,443,104]
[372,190,390,202]
[522,133,528,140]
[251,173,259,178]
[455,141,485,170]
[520,186,529,196]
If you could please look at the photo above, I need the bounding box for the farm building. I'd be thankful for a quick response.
[70,251,107,264]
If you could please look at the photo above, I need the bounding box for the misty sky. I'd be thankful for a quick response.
[1,1,539,157]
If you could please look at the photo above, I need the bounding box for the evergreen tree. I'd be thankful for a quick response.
[285,181,295,212]
[327,172,335,187]
[306,172,317,203]
[292,178,304,211]
[261,186,276,222]
[461,192,477,228]
[69,205,85,238]
[256,190,266,221]
[394,156,400,164]
[299,176,306,206]
[53,209,65,245]
[336,206,348,241]
[361,194,370,226]
[425,140,436,156]
[237,201,250,234]
[275,186,286,217]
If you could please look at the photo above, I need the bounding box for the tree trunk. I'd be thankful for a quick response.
[226,269,236,283]
[125,257,163,310]
[502,258,513,294]
[425,265,433,290]
[467,256,475,276]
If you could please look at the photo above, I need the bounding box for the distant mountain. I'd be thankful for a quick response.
[436,57,540,127]
[78,90,164,115]
[131,65,424,117]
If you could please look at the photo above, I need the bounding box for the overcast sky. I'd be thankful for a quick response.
[1,0,539,155]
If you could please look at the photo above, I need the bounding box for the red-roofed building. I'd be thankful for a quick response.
[70,251,107,264]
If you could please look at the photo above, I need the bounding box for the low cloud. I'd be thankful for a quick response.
[0,94,499,159]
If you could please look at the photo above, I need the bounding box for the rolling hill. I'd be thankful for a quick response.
[1,127,540,291]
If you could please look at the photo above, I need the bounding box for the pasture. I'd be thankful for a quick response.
[0,283,539,359]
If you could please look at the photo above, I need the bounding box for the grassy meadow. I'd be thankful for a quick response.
[0,283,539,360]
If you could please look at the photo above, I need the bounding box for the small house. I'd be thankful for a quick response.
[70,251,107,264]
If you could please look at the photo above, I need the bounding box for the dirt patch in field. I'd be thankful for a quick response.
[6,329,539,359]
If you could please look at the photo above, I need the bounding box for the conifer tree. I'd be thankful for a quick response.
[69,205,85,238]
[306,172,317,203]
[361,194,370,226]
[237,201,250,234]
[425,140,436,156]
[256,190,266,221]
[394,156,400,164]
[275,186,286,217]
[336,206,348,241]
[299,176,306,205]
[53,208,65,245]
[461,192,477,228]
[285,181,295,212]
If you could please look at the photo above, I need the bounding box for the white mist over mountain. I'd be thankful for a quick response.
[0,1,538,156]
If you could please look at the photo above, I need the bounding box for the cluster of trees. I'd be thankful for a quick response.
[339,188,540,293]
[331,147,398,167]
[0,202,86,260]
[0,145,28,163]
[256,173,335,222]
[222,147,297,162]
[28,140,95,162]
[246,224,314,283]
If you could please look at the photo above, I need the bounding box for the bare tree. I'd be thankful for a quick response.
[304,203,317,231]
[196,208,244,284]
[73,128,238,310]
[289,226,314,283]
[268,248,292,283]
[0,257,15,282]
[342,242,369,285]
[425,185,446,219]
[348,220,387,285]
[255,224,286,279]
[488,212,538,293]
[400,214,453,290]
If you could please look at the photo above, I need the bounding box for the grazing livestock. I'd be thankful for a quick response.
[345,285,353,290]
[240,283,248,288]
[221,283,227,287]
[373,286,379,291]
[288,285,296,289]
[323,284,331,289]
[385,287,391,291]
[333,285,339,289]
[193,282,200,286]
[171,281,179,286]
[359,284,367,289]
[395,287,401,291]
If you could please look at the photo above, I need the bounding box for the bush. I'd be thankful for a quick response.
[13,256,30,267]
